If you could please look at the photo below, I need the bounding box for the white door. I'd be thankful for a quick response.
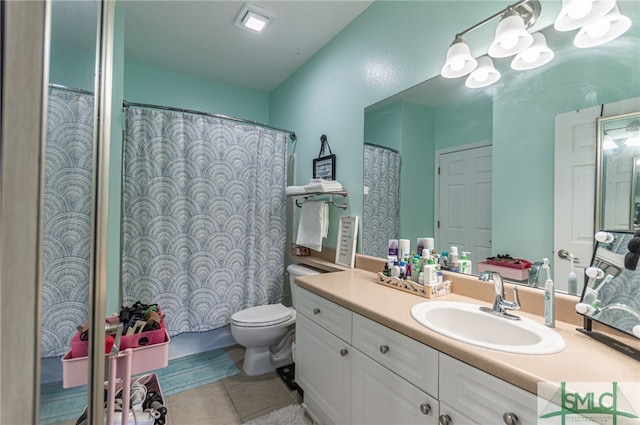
[436,143,492,273]
[554,97,640,294]
[554,106,600,293]
[351,349,438,425]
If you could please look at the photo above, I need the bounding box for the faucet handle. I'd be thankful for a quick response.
[511,287,520,310]
[501,286,521,311]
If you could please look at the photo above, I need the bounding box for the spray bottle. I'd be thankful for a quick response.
[542,258,555,328]
[567,253,578,296]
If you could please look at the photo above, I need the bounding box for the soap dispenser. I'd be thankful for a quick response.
[459,252,472,275]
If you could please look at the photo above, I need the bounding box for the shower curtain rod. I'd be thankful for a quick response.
[48,83,94,96]
[364,142,399,154]
[123,100,297,141]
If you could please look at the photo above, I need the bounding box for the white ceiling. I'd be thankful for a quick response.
[51,1,372,93]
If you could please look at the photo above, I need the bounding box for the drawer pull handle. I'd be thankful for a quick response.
[439,414,452,425]
[313,308,320,315]
[340,348,348,357]
[503,412,519,425]
[419,403,431,415]
[379,345,389,354]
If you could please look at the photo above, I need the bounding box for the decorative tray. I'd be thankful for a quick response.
[376,273,451,299]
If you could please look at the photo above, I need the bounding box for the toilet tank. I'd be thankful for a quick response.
[287,264,323,307]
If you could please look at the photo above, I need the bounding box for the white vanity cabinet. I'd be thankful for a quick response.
[438,354,538,425]
[296,287,439,425]
[296,286,538,425]
[295,288,353,425]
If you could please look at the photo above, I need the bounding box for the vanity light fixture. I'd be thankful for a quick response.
[440,0,542,86]
[573,5,632,48]
[235,3,274,33]
[510,32,554,70]
[487,9,534,58]
[554,0,616,32]
[441,37,478,78]
[465,56,501,88]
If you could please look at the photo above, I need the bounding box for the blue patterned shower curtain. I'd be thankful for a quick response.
[363,144,401,259]
[42,88,94,357]
[122,108,288,336]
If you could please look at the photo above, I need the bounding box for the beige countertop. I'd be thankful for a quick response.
[294,268,640,395]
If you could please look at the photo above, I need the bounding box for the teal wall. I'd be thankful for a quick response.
[49,43,95,91]
[273,0,640,261]
[270,1,499,251]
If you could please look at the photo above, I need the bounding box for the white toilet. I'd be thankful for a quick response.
[230,264,322,376]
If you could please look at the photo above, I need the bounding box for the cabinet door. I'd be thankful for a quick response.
[352,313,438,397]
[439,354,538,425]
[296,313,352,425]
[438,402,480,425]
[351,349,439,425]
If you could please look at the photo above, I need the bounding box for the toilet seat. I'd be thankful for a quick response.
[231,303,294,328]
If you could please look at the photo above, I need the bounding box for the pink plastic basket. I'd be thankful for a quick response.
[71,311,166,359]
[62,329,170,388]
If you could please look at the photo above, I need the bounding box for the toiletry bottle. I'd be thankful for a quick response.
[440,251,449,270]
[412,254,421,282]
[383,262,390,277]
[388,239,398,257]
[424,258,438,285]
[391,261,400,278]
[567,253,577,296]
[449,246,460,273]
[542,258,555,328]
[459,251,472,275]
[399,261,406,279]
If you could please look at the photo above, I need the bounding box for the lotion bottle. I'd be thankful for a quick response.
[542,258,555,328]
[459,251,472,275]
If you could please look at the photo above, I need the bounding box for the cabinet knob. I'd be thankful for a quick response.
[340,348,348,357]
[379,345,389,354]
[438,414,452,425]
[313,308,320,315]
[419,403,431,415]
[503,412,519,425]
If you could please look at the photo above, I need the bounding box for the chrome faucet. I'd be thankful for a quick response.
[528,261,543,288]
[478,271,521,320]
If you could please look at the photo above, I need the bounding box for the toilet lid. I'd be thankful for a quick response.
[231,303,293,327]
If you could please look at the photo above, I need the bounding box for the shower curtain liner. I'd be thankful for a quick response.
[42,87,95,357]
[122,106,288,336]
[363,143,401,259]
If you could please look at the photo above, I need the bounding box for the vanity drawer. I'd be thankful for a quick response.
[439,354,538,425]
[352,313,438,398]
[296,287,352,343]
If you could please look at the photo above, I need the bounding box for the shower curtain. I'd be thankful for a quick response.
[41,88,94,357]
[363,144,401,259]
[122,108,288,336]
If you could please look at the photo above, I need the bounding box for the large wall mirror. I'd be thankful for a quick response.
[364,0,640,296]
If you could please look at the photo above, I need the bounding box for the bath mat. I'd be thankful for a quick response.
[39,348,239,424]
[243,404,308,425]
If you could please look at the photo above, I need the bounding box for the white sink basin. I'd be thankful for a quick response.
[411,301,566,355]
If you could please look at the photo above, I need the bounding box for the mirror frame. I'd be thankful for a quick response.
[595,110,640,232]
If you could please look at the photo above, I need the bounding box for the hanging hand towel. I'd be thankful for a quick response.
[296,200,328,252]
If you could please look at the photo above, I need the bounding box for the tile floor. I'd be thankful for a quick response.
[53,344,303,425]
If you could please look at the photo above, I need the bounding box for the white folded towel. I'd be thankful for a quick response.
[286,185,307,196]
[304,179,343,192]
[296,200,328,252]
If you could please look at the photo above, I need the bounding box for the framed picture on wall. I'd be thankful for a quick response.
[313,154,336,180]
[335,215,358,268]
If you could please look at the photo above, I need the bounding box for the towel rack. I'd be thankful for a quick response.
[289,190,348,210]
